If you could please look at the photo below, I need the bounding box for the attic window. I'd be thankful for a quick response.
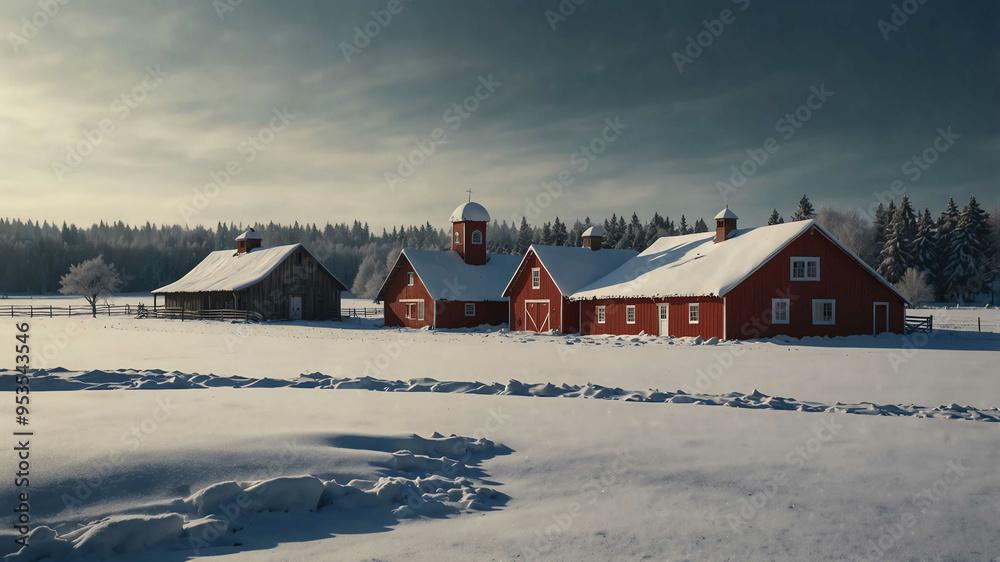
[791,257,820,280]
[471,230,482,244]
[454,231,461,245]
[407,272,414,286]
[531,268,540,289]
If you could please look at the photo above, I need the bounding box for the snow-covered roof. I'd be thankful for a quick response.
[378,249,521,302]
[235,228,262,241]
[153,244,346,294]
[582,225,603,237]
[502,245,639,297]
[570,220,910,304]
[714,206,739,220]
[449,202,490,223]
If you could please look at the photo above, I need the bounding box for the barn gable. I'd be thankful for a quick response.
[377,249,520,302]
[501,245,638,298]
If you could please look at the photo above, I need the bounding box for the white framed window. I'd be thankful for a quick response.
[626,305,636,324]
[791,257,820,280]
[812,299,835,325]
[465,303,476,316]
[597,305,606,324]
[454,231,461,244]
[471,230,482,244]
[407,272,414,286]
[689,303,700,324]
[659,305,668,321]
[531,267,541,289]
[772,298,790,324]
[402,300,424,321]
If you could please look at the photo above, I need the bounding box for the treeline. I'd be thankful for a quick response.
[3,194,996,304]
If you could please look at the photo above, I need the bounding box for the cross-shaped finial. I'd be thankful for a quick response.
[466,188,473,202]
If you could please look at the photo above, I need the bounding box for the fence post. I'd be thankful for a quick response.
[30,305,33,318]
[69,305,71,316]
[49,305,52,317]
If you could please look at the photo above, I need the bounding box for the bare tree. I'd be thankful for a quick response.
[815,206,878,267]
[59,255,123,317]
[895,267,934,306]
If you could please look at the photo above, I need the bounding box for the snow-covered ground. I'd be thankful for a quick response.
[1,299,998,560]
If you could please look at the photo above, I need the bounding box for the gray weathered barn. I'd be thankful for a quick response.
[152,228,346,320]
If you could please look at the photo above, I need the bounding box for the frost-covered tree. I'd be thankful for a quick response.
[895,268,934,306]
[615,224,634,250]
[878,205,914,284]
[934,197,961,299]
[59,255,123,317]
[910,208,938,284]
[693,218,709,233]
[895,196,918,254]
[515,217,533,254]
[815,207,877,267]
[872,202,888,255]
[767,209,784,225]
[678,215,689,235]
[540,222,553,245]
[791,194,816,221]
[942,197,991,301]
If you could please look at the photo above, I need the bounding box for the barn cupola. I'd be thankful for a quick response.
[581,225,604,251]
[235,228,263,254]
[449,200,489,265]
[714,206,738,243]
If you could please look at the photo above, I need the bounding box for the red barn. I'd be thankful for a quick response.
[378,202,520,329]
[502,226,638,333]
[570,208,911,339]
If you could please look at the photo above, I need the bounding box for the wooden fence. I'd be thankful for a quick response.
[904,314,933,334]
[343,307,382,318]
[0,303,262,322]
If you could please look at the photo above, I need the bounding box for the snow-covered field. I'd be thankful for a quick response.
[1,296,998,560]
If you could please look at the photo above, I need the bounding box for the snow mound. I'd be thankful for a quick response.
[9,514,184,561]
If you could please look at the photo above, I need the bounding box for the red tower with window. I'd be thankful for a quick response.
[449,201,489,266]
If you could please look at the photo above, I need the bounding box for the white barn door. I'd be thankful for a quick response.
[658,304,669,336]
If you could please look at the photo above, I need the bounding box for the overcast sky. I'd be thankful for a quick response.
[1,1,997,231]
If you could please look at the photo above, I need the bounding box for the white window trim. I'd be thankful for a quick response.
[406,272,414,286]
[812,299,836,325]
[772,298,790,325]
[626,305,636,324]
[454,231,461,245]
[689,303,699,324]
[531,267,541,289]
[471,230,482,245]
[597,305,606,324]
[400,299,425,321]
[791,257,821,281]
[465,303,476,317]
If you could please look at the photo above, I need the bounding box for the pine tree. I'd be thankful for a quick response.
[896,195,918,257]
[679,215,689,235]
[791,194,816,221]
[934,197,960,299]
[615,224,634,250]
[911,208,939,285]
[767,209,784,225]
[878,205,914,284]
[541,222,553,245]
[552,217,568,246]
[943,197,991,301]
[873,203,888,254]
[693,218,709,233]
[515,217,533,254]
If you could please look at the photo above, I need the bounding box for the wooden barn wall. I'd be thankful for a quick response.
[578,297,724,338]
[383,256,435,328]
[725,226,907,339]
[166,247,341,321]
[433,300,508,328]
[507,251,568,332]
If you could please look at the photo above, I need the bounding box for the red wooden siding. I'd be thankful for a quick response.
[452,221,487,266]
[725,225,907,338]
[383,257,434,328]
[383,255,508,329]
[507,250,572,333]
[579,297,724,338]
